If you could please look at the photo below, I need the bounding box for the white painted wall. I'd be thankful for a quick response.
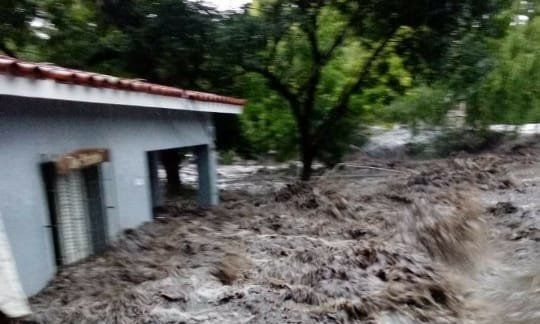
[0,95,216,295]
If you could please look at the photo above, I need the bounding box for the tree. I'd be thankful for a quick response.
[471,2,540,125]
[34,0,220,89]
[160,149,183,196]
[220,0,511,180]
[0,0,37,57]
[386,0,540,132]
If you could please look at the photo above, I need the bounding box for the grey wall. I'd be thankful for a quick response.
[0,95,214,295]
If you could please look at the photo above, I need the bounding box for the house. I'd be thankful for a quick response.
[0,55,244,295]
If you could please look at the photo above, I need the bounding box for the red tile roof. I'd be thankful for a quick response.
[0,55,245,106]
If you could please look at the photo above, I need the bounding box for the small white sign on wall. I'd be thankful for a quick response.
[133,178,145,187]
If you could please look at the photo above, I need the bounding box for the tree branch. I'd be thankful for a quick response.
[305,14,321,63]
[299,17,352,97]
[243,64,301,119]
[320,19,353,65]
[267,30,286,65]
[312,27,399,146]
[298,11,322,122]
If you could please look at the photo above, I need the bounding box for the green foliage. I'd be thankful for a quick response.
[37,0,113,70]
[18,0,223,90]
[386,85,453,129]
[389,1,540,131]
[471,18,540,124]
[240,73,298,160]
[225,0,509,178]
[0,0,37,56]
[236,6,413,164]
[218,150,237,165]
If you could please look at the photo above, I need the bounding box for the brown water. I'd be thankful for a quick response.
[28,139,540,324]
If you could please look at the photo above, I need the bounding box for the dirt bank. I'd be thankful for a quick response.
[28,137,540,323]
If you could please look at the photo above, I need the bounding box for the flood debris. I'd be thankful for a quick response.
[27,139,540,323]
[212,253,252,285]
[399,190,486,268]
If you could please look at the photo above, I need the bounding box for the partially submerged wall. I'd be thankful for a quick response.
[0,96,215,295]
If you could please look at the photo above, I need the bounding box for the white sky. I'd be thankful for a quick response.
[202,0,251,11]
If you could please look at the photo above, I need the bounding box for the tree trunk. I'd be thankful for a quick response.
[161,149,181,196]
[300,147,314,181]
[298,117,314,181]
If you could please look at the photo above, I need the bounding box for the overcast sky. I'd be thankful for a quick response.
[203,0,251,11]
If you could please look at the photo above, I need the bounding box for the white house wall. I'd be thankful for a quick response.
[0,95,216,295]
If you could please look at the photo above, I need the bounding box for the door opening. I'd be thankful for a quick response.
[147,145,217,218]
[41,163,107,266]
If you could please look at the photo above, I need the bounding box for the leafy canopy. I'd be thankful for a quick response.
[223,0,510,177]
[387,0,539,131]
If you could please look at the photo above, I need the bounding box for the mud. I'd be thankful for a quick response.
[28,137,540,323]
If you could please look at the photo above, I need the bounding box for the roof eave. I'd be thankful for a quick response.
[0,74,243,114]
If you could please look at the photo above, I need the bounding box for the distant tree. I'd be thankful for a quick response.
[471,3,540,125]
[160,149,182,196]
[387,0,539,131]
[34,0,219,89]
[0,0,36,57]
[219,0,511,180]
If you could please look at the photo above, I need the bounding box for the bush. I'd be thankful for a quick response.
[219,150,237,165]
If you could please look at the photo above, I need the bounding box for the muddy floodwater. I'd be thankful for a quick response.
[28,136,540,324]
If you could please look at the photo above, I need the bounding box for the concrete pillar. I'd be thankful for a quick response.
[195,144,218,206]
[147,151,163,210]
